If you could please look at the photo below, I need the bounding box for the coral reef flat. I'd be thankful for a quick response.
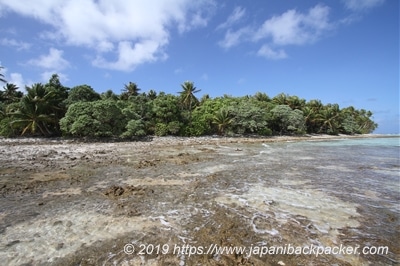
[0,134,398,265]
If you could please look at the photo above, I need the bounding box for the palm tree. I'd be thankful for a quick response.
[121,82,140,100]
[254,92,270,102]
[179,81,200,123]
[272,93,288,105]
[179,81,200,110]
[0,66,6,83]
[302,106,315,133]
[302,99,324,133]
[11,100,56,136]
[317,104,341,134]
[200,94,210,105]
[10,83,58,136]
[212,108,233,135]
[308,99,324,111]
[286,95,305,110]
[1,83,23,103]
[147,89,157,100]
[353,109,377,134]
[0,103,4,119]
[101,89,119,100]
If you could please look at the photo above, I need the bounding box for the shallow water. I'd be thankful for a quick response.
[0,136,399,265]
[190,137,399,264]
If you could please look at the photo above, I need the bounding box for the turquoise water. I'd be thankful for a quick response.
[207,136,400,264]
[282,137,399,263]
[302,136,400,147]
[255,137,399,210]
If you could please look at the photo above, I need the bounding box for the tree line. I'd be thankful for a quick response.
[0,72,377,139]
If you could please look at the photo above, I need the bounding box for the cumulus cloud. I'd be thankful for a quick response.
[342,0,385,11]
[254,4,332,46]
[27,48,70,71]
[93,40,168,71]
[218,4,333,60]
[0,0,215,71]
[26,48,70,82]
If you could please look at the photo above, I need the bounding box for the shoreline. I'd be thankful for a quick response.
[0,133,396,146]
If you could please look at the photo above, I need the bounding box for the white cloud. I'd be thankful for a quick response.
[93,40,168,71]
[27,48,70,71]
[218,4,333,60]
[254,4,332,46]
[218,27,252,49]
[97,41,114,53]
[26,48,70,82]
[342,0,385,11]
[4,72,34,91]
[257,45,288,60]
[0,38,31,50]
[217,6,246,30]
[2,65,67,88]
[8,72,25,90]
[0,0,215,71]
[179,6,214,33]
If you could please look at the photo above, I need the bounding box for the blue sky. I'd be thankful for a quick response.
[0,0,398,133]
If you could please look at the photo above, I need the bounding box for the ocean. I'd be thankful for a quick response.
[209,136,400,265]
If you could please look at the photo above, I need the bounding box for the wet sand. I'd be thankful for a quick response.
[0,134,396,265]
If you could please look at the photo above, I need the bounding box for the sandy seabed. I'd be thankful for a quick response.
[0,134,396,265]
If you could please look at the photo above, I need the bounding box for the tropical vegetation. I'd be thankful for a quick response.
[0,68,377,138]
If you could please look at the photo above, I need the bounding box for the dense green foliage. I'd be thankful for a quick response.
[0,70,378,138]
